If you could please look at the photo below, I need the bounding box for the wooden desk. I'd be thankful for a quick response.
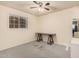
[36,33,56,45]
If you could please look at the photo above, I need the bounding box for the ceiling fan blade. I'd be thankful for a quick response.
[44,7,50,11]
[30,7,37,9]
[45,3,50,6]
[33,1,39,5]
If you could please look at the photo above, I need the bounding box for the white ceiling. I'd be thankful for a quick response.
[0,1,79,16]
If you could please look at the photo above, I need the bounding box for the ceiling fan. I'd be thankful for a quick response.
[30,1,51,11]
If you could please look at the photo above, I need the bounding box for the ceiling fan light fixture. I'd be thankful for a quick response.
[38,7,41,11]
[38,7,44,12]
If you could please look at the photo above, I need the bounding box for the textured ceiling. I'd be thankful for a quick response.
[0,1,79,16]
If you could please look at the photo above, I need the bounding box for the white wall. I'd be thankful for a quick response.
[0,5,38,51]
[38,8,74,46]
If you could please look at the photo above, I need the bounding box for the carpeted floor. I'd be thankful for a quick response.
[0,41,70,58]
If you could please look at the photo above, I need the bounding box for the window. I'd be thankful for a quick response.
[20,17,26,28]
[9,15,27,28]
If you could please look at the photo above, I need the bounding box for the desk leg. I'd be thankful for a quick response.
[47,35,54,45]
[37,34,43,42]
